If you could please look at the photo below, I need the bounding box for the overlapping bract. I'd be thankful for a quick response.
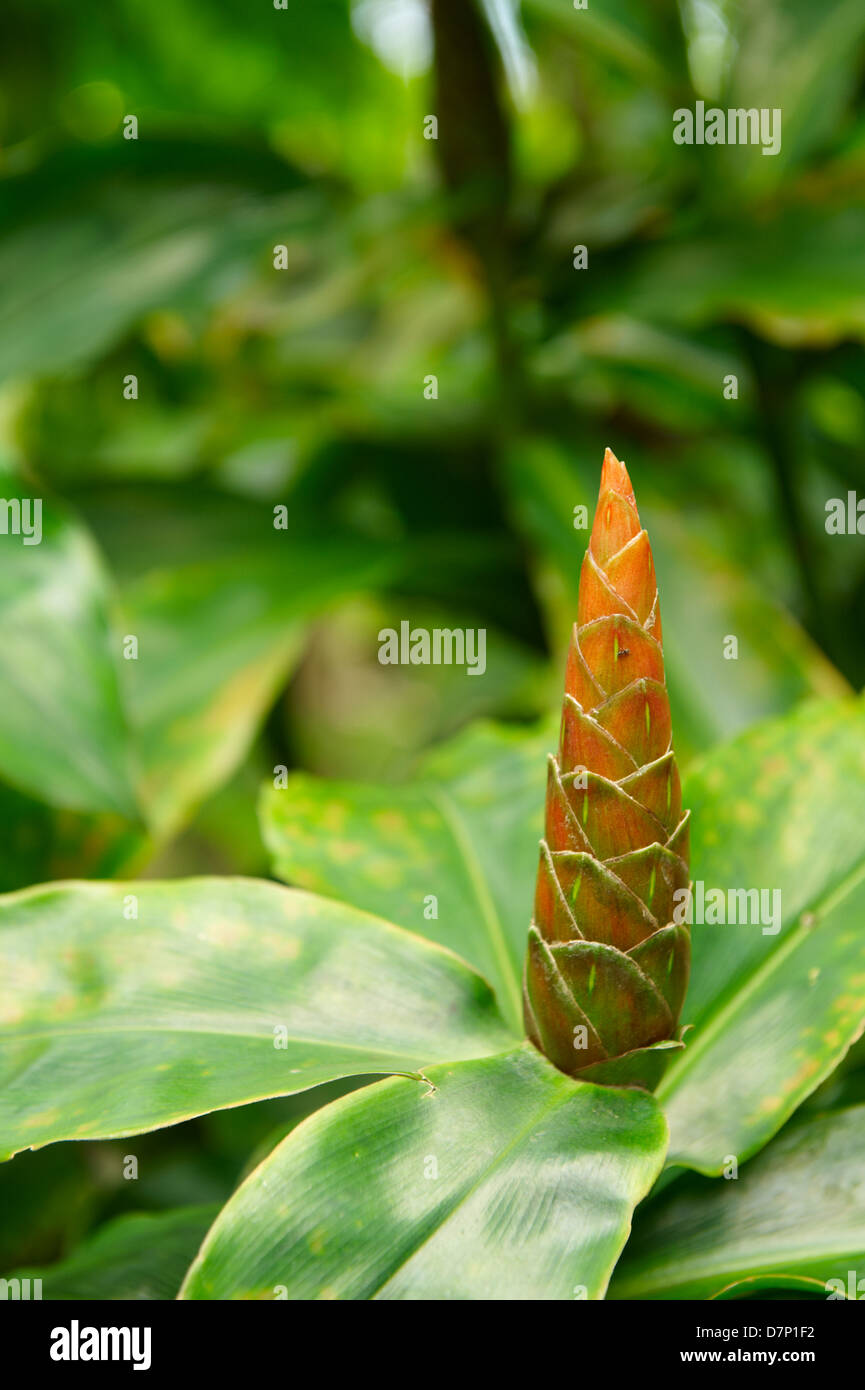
[523,449,690,1088]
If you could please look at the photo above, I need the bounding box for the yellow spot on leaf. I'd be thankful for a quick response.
[373,811,409,836]
[24,1108,61,1130]
[330,840,363,865]
[757,1095,783,1115]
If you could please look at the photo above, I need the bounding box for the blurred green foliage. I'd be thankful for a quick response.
[1,0,864,1286]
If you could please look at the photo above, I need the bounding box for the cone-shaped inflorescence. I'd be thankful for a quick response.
[523,449,690,1090]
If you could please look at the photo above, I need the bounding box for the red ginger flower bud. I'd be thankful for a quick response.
[523,449,691,1089]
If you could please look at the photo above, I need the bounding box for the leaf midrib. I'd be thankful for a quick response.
[371,1065,575,1298]
[0,1025,475,1054]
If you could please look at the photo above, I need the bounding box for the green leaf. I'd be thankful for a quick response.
[0,781,146,893]
[0,148,314,385]
[524,0,680,87]
[0,478,402,845]
[260,720,555,1033]
[726,0,865,172]
[180,1043,668,1301]
[5,1205,218,1301]
[80,488,403,839]
[585,208,865,348]
[534,317,752,434]
[121,535,398,839]
[662,695,865,1172]
[609,1105,865,1299]
[502,439,847,765]
[263,693,865,1170]
[285,594,546,785]
[0,472,137,818]
[0,878,511,1161]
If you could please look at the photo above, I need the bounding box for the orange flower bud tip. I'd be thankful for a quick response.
[601,447,635,504]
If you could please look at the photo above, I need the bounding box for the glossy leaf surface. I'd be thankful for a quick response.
[181,1044,668,1301]
[610,1106,865,1299]
[261,721,553,1032]
[0,878,510,1161]
[661,696,865,1171]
